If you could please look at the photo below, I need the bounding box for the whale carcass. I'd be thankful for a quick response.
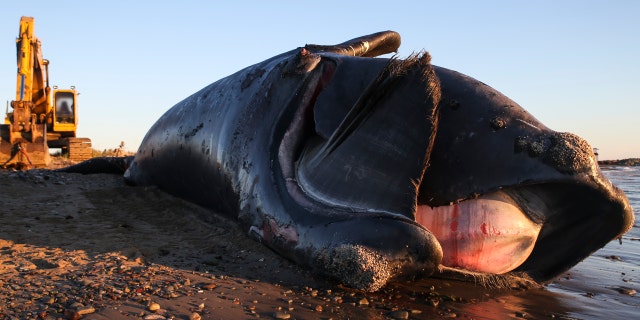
[64,31,634,292]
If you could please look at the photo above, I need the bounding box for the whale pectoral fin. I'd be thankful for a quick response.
[296,54,440,217]
[305,31,401,58]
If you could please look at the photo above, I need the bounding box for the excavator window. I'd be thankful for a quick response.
[55,91,75,123]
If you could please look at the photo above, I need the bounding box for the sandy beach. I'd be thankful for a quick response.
[0,160,637,319]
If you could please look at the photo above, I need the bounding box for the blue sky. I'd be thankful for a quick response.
[0,1,638,160]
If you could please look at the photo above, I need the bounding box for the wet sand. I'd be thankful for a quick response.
[0,163,637,319]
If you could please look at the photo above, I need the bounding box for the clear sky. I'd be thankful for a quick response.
[0,1,638,160]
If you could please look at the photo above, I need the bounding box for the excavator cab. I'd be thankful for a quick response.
[53,88,77,130]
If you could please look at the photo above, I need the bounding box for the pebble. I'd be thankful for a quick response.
[614,287,637,296]
[273,311,291,319]
[40,296,55,304]
[148,302,161,311]
[76,306,96,315]
[202,282,217,290]
[190,313,202,320]
[358,297,369,306]
[143,315,166,320]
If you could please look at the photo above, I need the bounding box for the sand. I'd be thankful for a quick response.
[0,160,637,319]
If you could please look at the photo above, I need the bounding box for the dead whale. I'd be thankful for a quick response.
[62,31,634,292]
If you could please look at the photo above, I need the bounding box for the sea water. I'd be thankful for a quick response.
[600,165,640,264]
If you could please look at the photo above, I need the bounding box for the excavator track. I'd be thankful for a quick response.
[64,137,92,162]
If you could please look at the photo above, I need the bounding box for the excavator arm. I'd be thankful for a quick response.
[15,16,50,112]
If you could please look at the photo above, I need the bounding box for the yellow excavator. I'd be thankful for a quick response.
[0,16,91,168]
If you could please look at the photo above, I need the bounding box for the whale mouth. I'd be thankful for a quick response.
[414,181,633,282]
[416,191,541,274]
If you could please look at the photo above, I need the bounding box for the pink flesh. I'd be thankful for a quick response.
[415,193,541,274]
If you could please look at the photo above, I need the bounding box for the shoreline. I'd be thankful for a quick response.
[598,158,640,166]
